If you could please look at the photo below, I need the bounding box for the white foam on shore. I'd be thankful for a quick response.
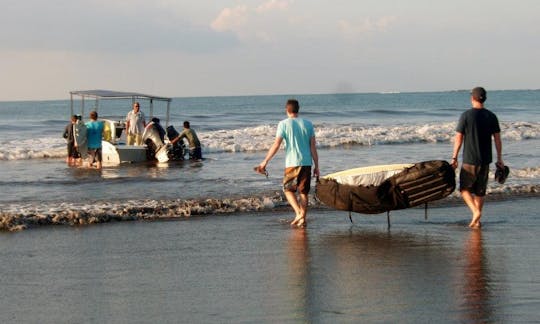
[0,194,288,231]
[0,121,538,160]
[1,184,539,231]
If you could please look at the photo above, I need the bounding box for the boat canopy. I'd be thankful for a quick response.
[69,89,172,126]
[70,89,171,102]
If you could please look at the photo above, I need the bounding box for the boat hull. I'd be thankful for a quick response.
[102,141,148,165]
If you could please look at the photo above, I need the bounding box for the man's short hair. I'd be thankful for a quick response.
[71,114,78,121]
[286,99,300,114]
[133,101,140,108]
[471,87,487,103]
[90,111,98,120]
[183,121,190,128]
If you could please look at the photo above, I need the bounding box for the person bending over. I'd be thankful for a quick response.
[258,99,319,228]
[451,87,504,228]
[171,121,203,160]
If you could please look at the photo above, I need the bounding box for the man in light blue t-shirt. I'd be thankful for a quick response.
[85,111,104,169]
[258,99,319,227]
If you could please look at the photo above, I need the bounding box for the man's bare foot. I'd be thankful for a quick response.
[293,218,306,228]
[469,221,482,229]
[469,211,482,228]
[291,214,306,227]
[291,214,302,225]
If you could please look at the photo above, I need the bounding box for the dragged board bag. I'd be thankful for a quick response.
[316,160,456,214]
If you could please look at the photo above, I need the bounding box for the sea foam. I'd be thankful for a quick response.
[0,121,538,160]
[1,183,539,231]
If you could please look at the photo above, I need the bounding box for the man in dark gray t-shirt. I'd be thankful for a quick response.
[451,87,504,229]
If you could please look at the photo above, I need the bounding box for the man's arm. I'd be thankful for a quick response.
[259,137,283,170]
[170,131,186,145]
[310,136,319,178]
[493,132,503,166]
[451,132,463,169]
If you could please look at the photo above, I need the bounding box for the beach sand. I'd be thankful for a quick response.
[0,197,538,323]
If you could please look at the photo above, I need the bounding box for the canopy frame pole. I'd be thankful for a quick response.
[387,211,391,229]
[150,99,154,119]
[81,96,85,118]
[70,93,74,117]
[166,100,171,128]
[95,97,99,113]
[424,203,428,220]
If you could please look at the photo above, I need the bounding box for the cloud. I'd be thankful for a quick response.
[256,0,291,13]
[338,16,397,40]
[210,0,292,42]
[210,5,249,33]
[0,1,237,53]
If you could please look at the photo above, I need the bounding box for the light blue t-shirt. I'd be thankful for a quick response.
[276,117,315,167]
[85,120,104,149]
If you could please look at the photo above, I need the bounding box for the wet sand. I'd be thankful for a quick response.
[0,198,539,323]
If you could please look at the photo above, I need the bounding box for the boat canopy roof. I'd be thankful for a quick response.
[70,89,171,102]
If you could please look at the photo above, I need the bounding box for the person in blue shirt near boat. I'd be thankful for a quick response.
[86,111,105,169]
[258,99,320,228]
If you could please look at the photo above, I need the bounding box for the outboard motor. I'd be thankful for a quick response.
[166,125,186,160]
[143,121,167,161]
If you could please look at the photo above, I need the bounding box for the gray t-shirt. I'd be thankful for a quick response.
[456,108,500,165]
[126,110,146,134]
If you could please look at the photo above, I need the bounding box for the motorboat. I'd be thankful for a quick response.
[69,89,185,164]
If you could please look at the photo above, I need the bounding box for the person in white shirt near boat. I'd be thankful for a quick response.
[125,102,146,146]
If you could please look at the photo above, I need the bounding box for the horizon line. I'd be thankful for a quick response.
[1,87,538,103]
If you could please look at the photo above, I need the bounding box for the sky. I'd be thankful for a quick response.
[0,0,539,101]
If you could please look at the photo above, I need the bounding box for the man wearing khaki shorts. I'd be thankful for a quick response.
[126,102,146,145]
[258,99,319,227]
[451,87,504,228]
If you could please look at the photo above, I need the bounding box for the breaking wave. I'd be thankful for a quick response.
[0,121,539,160]
[1,184,539,232]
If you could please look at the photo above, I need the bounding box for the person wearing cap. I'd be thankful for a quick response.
[126,102,146,146]
[451,87,504,228]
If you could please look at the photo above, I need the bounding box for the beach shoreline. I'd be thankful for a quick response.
[2,191,538,232]
[1,198,539,323]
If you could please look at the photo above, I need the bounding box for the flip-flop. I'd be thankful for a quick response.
[253,166,269,178]
[495,164,510,184]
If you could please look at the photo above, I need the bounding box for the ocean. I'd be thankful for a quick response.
[0,90,539,229]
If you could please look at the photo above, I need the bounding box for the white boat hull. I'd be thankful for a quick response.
[102,141,147,165]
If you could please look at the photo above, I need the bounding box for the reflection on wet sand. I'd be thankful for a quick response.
[286,228,312,322]
[461,230,493,323]
[286,228,458,322]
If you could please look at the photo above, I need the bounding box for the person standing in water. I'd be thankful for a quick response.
[126,102,146,146]
[258,99,319,227]
[170,121,203,160]
[63,115,78,164]
[73,115,88,165]
[86,111,105,169]
[451,87,504,228]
